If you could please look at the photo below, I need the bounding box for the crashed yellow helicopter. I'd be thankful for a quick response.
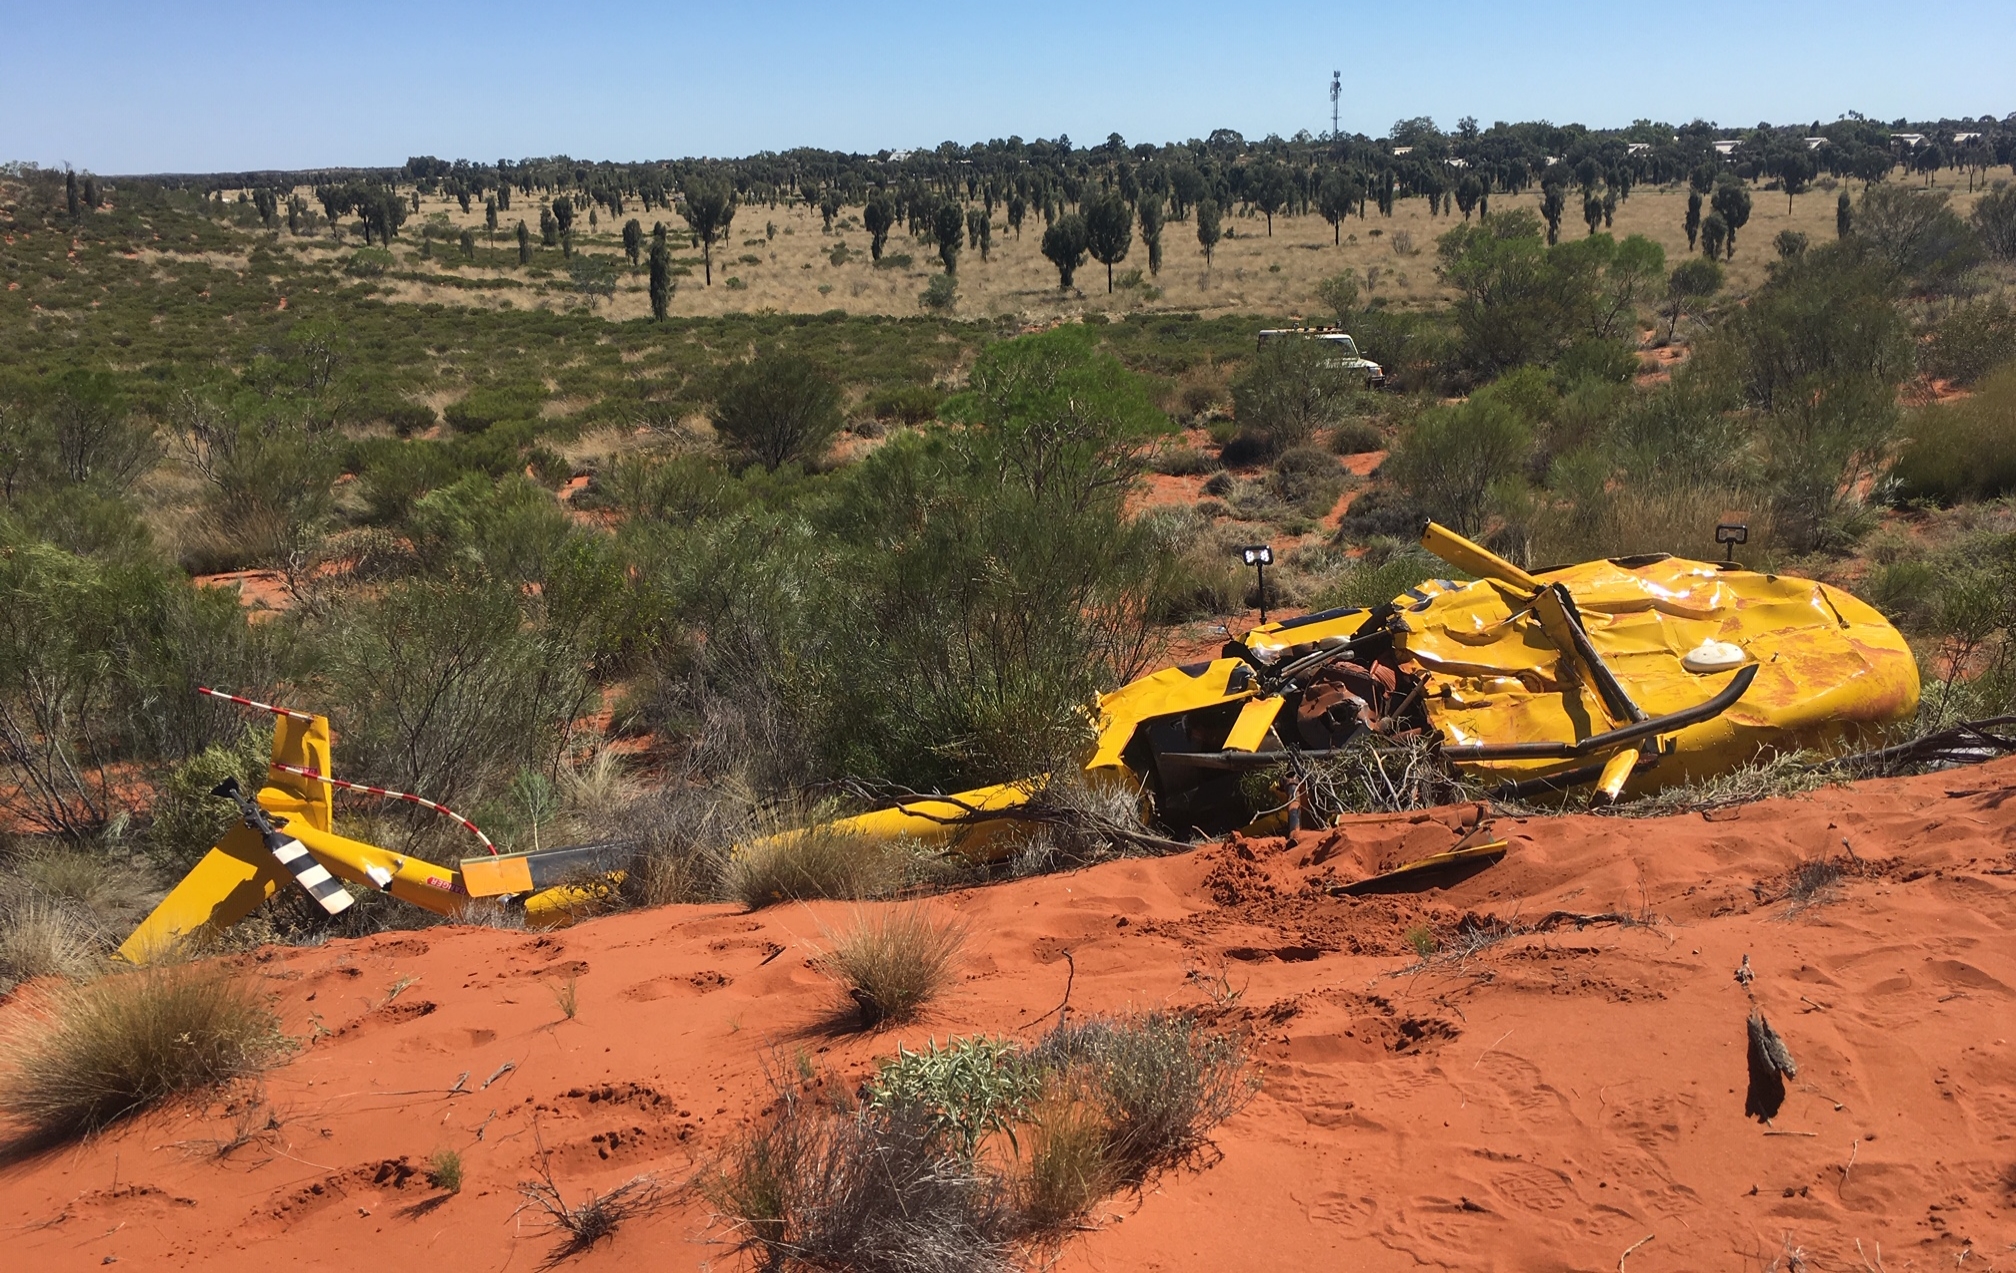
[121,521,1918,959]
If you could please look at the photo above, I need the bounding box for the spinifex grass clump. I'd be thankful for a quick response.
[706,1013,1259,1269]
[817,906,967,1027]
[0,962,290,1142]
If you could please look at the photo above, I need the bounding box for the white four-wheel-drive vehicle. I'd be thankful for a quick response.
[1256,327,1386,388]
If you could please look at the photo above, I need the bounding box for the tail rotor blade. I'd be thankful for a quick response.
[265,831,354,916]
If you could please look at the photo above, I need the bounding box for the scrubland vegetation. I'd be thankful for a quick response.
[0,107,2014,970]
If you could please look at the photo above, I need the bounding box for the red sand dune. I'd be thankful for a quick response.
[5,761,2016,1270]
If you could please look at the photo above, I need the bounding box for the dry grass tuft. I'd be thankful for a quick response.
[1031,1012,1259,1183]
[1017,1087,1114,1229]
[517,1158,662,1265]
[0,895,104,991]
[704,1090,1015,1273]
[818,906,966,1028]
[0,962,290,1143]
[724,823,912,911]
[426,1147,464,1193]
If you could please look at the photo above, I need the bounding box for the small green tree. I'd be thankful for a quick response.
[65,169,79,219]
[552,196,575,237]
[1318,169,1353,242]
[1041,213,1088,290]
[1386,398,1532,538]
[485,197,498,233]
[864,195,894,261]
[820,189,841,233]
[1247,160,1292,235]
[1710,178,1752,258]
[679,177,737,286]
[516,219,530,265]
[1314,271,1359,326]
[648,238,674,321]
[1660,256,1724,341]
[1837,189,1854,239]
[539,205,558,247]
[710,353,843,471]
[931,201,964,275]
[1582,191,1604,236]
[1700,211,1728,260]
[1231,339,1355,453]
[1455,173,1484,221]
[1084,191,1133,293]
[459,228,475,258]
[1196,199,1223,272]
[1684,190,1703,250]
[1538,181,1566,246]
[1779,151,1813,213]
[1137,193,1165,275]
[1976,182,2016,260]
[622,218,643,266]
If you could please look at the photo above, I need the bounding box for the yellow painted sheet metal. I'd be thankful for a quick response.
[1223,696,1284,752]
[117,823,284,963]
[460,854,535,898]
[1086,658,1253,771]
[1403,555,1918,794]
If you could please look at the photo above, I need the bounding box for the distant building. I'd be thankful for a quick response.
[1626,142,1653,155]
[1954,131,1983,144]
[1712,139,1741,156]
[1891,133,1926,148]
[1803,136,1829,150]
[1391,146,1414,157]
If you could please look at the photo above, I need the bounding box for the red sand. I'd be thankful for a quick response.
[5,761,2016,1270]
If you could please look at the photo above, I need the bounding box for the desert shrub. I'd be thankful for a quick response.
[0,883,104,992]
[1308,542,1441,609]
[1855,184,1983,293]
[1150,445,1219,476]
[722,825,914,910]
[1922,299,2016,386]
[865,383,944,425]
[711,351,843,472]
[1973,182,2016,260]
[322,576,594,820]
[1031,1013,1257,1181]
[147,725,271,869]
[1216,429,1273,467]
[1331,419,1384,454]
[1229,338,1356,454]
[344,247,393,277]
[615,784,749,906]
[1384,397,1531,538]
[1892,367,2016,504]
[920,273,958,312]
[426,1148,464,1193]
[355,438,470,525]
[865,1036,1043,1156]
[1272,445,1347,516]
[0,963,289,1142]
[1016,1088,1114,1228]
[1333,482,1427,541]
[817,905,966,1027]
[445,381,545,433]
[707,1090,1016,1273]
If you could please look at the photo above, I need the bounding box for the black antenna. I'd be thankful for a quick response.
[1330,71,1342,142]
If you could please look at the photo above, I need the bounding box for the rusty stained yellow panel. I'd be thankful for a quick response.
[1400,556,1919,792]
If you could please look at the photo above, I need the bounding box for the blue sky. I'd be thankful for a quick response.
[5,0,2011,173]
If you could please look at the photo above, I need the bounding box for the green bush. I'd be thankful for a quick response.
[710,352,843,472]
[1151,445,1220,476]
[1922,299,2016,386]
[1384,397,1532,538]
[1892,365,2016,504]
[919,273,957,312]
[1229,338,1355,454]
[1330,420,1384,454]
[864,384,943,426]
[344,248,394,277]
[1272,445,1347,516]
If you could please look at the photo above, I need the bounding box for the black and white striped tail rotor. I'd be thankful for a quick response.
[264,829,354,916]
[210,777,353,916]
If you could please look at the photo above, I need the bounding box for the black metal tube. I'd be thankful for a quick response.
[1443,663,1759,761]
